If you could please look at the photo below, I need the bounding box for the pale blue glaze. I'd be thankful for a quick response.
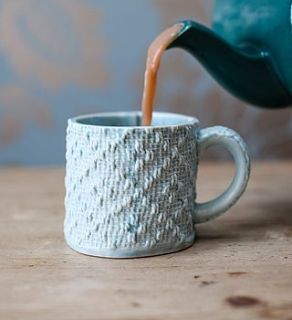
[64,111,250,258]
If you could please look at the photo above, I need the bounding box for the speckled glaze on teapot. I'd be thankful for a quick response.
[168,0,292,108]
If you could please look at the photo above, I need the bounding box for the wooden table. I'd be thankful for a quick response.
[1,162,292,320]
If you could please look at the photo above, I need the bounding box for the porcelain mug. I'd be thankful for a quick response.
[64,111,250,258]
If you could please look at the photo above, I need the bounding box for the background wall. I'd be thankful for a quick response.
[0,0,291,165]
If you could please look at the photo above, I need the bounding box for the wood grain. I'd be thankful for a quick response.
[1,162,292,320]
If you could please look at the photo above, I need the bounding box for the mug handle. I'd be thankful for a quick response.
[194,126,250,224]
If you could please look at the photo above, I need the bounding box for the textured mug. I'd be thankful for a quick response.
[64,111,250,258]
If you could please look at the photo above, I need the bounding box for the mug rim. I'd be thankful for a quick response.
[68,111,199,129]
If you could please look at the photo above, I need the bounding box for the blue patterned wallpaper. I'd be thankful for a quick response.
[0,0,291,165]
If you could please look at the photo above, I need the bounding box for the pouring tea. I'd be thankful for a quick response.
[141,0,292,126]
[64,0,257,258]
[141,23,183,126]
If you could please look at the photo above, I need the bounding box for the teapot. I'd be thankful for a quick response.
[167,0,292,108]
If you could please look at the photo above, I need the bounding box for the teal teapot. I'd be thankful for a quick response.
[167,0,292,108]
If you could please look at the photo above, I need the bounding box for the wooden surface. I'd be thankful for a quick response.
[1,162,292,320]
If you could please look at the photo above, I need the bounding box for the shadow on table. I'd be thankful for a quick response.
[196,197,292,242]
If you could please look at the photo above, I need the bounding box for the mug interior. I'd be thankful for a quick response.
[73,112,197,128]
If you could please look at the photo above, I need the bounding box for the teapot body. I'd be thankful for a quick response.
[213,0,292,93]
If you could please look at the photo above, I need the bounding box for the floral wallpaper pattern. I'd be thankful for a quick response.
[0,0,291,164]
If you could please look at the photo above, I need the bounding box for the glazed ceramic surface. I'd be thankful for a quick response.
[213,0,292,91]
[168,0,292,108]
[64,112,250,258]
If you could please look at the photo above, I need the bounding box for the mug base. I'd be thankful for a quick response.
[65,234,195,259]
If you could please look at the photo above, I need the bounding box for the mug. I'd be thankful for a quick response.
[64,111,250,258]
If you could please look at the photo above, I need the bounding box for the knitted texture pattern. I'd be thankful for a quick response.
[64,120,198,256]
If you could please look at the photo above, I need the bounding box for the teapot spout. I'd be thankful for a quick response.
[168,20,292,108]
